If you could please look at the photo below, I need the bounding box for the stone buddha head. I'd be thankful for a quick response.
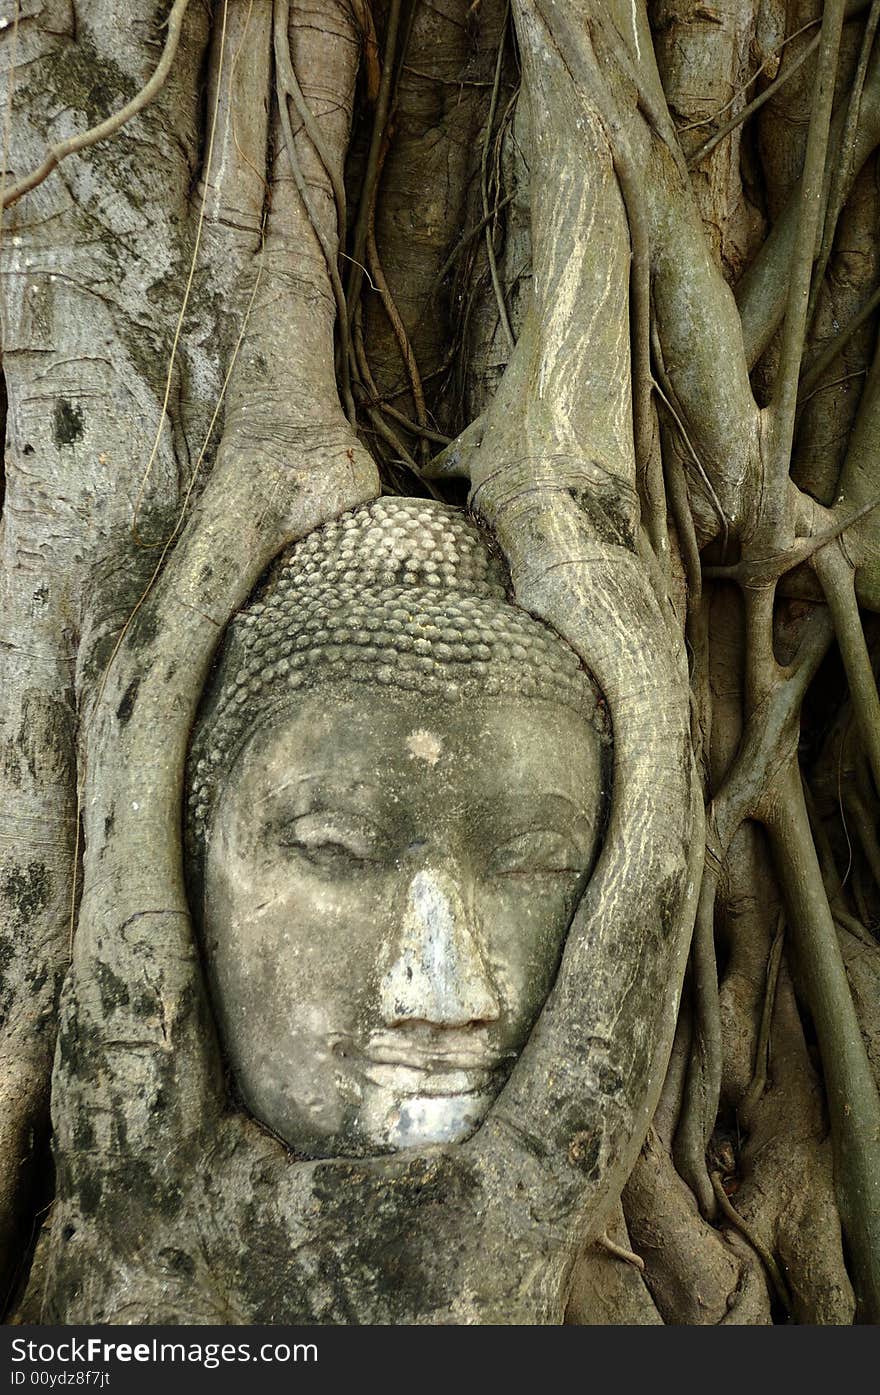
[187,498,608,1159]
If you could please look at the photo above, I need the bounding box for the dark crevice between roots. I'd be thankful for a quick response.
[190,18,215,202]
[2,1123,54,1324]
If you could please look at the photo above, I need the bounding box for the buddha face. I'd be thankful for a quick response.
[204,685,603,1157]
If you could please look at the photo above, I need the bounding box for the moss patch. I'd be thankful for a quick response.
[52,399,85,448]
[2,861,51,931]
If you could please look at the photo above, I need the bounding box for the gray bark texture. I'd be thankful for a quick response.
[2,0,880,1324]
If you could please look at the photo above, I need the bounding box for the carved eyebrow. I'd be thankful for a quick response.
[473,792,597,833]
[253,775,387,808]
[252,774,309,806]
[256,783,399,836]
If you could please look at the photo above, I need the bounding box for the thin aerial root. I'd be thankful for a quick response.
[687,1,869,168]
[359,400,444,500]
[664,449,701,609]
[808,0,880,330]
[848,788,880,889]
[687,28,821,170]
[0,0,20,241]
[597,1233,646,1272]
[432,193,515,290]
[766,764,880,1320]
[674,866,723,1220]
[765,0,847,539]
[612,147,660,561]
[365,170,430,448]
[739,918,785,1127]
[2,0,192,211]
[350,0,381,103]
[815,542,880,794]
[131,0,229,547]
[702,495,880,587]
[652,326,730,556]
[273,3,356,424]
[378,403,451,446]
[481,5,515,356]
[346,0,401,319]
[279,31,347,246]
[710,1172,793,1315]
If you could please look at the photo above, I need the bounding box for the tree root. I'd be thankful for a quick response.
[726,964,856,1323]
[710,1172,792,1315]
[564,1203,660,1325]
[623,1128,772,1325]
[765,763,880,1320]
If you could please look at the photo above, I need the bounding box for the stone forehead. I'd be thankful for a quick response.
[186,497,599,847]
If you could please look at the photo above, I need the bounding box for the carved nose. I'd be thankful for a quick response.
[379,868,501,1028]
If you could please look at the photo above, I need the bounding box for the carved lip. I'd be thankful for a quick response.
[355,1034,508,1096]
[359,1060,500,1097]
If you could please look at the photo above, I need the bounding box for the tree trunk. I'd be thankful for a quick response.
[2,0,880,1324]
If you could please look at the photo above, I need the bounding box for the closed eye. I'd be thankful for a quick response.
[277,812,387,865]
[485,829,586,877]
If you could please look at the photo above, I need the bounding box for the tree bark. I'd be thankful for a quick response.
[3,0,880,1324]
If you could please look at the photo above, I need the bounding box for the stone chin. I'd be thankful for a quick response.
[354,1052,506,1149]
[358,1080,498,1151]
